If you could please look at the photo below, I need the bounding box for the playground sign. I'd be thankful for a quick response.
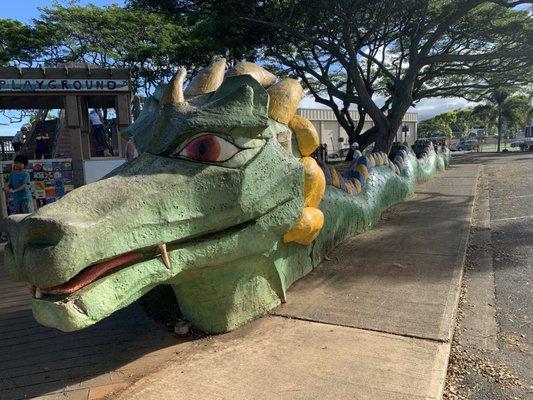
[0,79,130,92]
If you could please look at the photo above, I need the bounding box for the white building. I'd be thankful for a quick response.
[297,108,418,153]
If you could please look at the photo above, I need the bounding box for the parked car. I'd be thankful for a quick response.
[510,138,533,151]
[328,147,350,159]
[451,139,479,151]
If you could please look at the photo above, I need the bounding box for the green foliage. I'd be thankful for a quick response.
[419,108,486,139]
[473,89,532,141]
[0,19,50,66]
[420,89,531,144]
[1,3,263,94]
[33,4,200,93]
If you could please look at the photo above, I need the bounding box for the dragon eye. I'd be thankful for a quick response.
[176,134,240,163]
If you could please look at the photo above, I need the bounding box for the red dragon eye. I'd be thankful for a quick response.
[176,134,240,163]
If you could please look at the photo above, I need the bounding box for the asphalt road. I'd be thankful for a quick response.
[445,152,533,400]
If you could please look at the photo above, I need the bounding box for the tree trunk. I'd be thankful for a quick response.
[372,117,403,154]
[497,107,502,152]
[344,108,370,161]
[372,125,392,153]
[378,89,413,153]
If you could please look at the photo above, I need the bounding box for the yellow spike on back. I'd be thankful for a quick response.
[283,207,324,245]
[267,79,303,125]
[301,157,326,208]
[226,61,276,87]
[185,58,226,98]
[352,178,362,193]
[356,164,369,180]
[289,115,319,156]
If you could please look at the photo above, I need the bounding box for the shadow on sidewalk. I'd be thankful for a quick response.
[0,267,186,400]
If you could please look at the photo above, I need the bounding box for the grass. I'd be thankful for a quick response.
[478,144,520,153]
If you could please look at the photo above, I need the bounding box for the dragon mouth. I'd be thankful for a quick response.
[38,251,146,296]
[26,219,256,299]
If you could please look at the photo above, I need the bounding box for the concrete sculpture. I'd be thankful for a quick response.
[3,60,451,333]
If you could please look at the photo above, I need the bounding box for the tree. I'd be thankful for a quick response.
[418,108,486,139]
[2,3,264,95]
[188,0,533,154]
[125,0,267,65]
[453,109,480,138]
[419,112,455,139]
[473,89,532,151]
[32,4,204,94]
[0,19,49,66]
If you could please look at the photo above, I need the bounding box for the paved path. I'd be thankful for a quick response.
[116,163,478,400]
[444,152,533,399]
[0,264,190,400]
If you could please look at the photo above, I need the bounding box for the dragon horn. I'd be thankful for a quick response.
[184,58,226,98]
[162,67,187,105]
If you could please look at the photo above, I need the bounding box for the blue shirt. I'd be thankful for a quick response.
[9,171,31,203]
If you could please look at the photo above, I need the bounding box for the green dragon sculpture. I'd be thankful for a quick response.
[3,60,451,333]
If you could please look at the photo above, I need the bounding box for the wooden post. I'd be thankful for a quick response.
[78,96,91,160]
[0,163,8,218]
[115,93,132,158]
[64,95,85,187]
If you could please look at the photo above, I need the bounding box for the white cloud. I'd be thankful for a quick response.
[411,97,476,120]
[298,95,476,121]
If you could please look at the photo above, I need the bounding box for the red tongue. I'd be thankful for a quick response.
[41,252,143,296]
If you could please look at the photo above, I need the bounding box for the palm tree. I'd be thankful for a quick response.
[473,89,532,152]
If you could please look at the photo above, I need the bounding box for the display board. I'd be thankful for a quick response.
[1,159,73,217]
[83,157,126,184]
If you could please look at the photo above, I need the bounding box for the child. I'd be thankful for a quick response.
[3,155,34,214]
[34,130,49,159]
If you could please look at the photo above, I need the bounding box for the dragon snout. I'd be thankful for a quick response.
[3,214,72,284]
[12,215,66,246]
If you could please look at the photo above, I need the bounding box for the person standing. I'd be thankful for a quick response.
[11,126,28,154]
[89,109,106,157]
[350,141,362,159]
[3,154,34,214]
[34,130,50,159]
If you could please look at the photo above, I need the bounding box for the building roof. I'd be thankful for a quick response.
[297,108,418,122]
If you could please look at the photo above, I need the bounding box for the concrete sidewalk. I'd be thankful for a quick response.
[117,163,479,400]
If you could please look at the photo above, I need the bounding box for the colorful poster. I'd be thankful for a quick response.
[1,158,74,216]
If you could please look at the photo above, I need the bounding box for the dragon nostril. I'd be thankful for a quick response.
[24,218,66,247]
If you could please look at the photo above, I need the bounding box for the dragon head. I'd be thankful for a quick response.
[3,60,326,333]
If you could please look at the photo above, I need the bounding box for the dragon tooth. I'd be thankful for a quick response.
[157,243,171,269]
[35,288,43,299]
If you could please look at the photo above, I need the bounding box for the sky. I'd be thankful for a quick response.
[0,1,125,22]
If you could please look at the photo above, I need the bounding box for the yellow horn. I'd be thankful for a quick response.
[185,58,226,97]
[267,79,303,125]
[162,67,186,106]
[226,61,276,88]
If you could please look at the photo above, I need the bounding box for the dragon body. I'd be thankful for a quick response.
[3,61,451,333]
